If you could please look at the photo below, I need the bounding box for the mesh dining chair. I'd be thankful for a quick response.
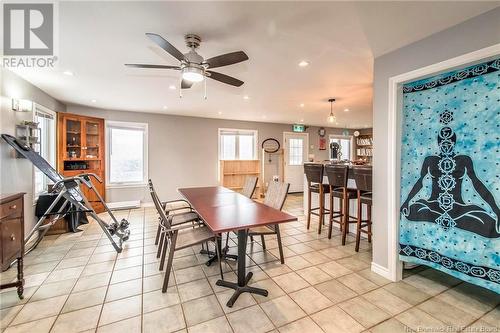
[149,182,223,292]
[241,176,258,198]
[248,181,290,264]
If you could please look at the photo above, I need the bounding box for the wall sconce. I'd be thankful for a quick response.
[12,99,33,112]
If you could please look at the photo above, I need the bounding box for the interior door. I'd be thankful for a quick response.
[283,132,308,193]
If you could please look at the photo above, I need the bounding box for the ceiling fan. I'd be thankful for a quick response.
[125,33,248,91]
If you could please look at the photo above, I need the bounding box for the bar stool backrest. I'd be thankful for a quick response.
[148,179,171,229]
[352,168,372,192]
[241,176,258,198]
[264,181,290,210]
[304,163,324,184]
[324,164,349,188]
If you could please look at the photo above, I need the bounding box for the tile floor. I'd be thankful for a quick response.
[1,194,498,333]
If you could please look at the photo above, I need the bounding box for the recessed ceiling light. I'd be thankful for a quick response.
[344,108,349,112]
[163,105,168,110]
[243,95,249,100]
[169,85,176,90]
[262,115,267,119]
[299,103,305,108]
[298,60,309,67]
[63,70,74,76]
[91,99,97,103]
[300,119,304,122]
[218,111,222,115]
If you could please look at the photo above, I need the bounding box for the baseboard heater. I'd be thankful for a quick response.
[107,200,141,210]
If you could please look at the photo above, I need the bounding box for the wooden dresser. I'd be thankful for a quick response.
[0,193,25,299]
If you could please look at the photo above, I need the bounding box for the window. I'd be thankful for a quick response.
[218,129,257,160]
[33,105,56,200]
[329,135,352,160]
[107,121,148,187]
[288,138,304,165]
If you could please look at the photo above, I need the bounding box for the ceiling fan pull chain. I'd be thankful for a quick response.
[179,76,183,98]
[204,78,207,100]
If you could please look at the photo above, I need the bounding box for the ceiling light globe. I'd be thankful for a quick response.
[328,115,336,123]
[182,67,204,82]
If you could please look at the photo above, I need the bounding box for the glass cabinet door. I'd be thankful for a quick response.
[65,118,82,159]
[83,120,100,160]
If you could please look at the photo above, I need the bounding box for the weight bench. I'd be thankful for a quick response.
[1,134,130,254]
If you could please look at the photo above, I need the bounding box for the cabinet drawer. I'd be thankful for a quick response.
[0,199,22,219]
[1,218,22,264]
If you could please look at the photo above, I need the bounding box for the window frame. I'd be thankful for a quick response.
[328,134,354,160]
[106,120,149,188]
[32,104,56,203]
[218,128,258,161]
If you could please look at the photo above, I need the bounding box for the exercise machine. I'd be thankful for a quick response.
[1,134,130,254]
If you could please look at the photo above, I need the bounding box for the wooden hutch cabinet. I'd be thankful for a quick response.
[57,113,106,213]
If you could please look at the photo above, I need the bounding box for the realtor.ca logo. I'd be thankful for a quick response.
[2,3,57,67]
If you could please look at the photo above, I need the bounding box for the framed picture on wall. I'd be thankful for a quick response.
[319,137,326,150]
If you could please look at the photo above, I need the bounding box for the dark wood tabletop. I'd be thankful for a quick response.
[178,186,297,233]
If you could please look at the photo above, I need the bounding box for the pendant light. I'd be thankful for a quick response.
[327,98,336,123]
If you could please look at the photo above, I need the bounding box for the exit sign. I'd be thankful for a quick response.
[292,124,306,132]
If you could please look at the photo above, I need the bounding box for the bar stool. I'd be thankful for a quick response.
[304,163,330,234]
[352,167,373,252]
[324,165,357,240]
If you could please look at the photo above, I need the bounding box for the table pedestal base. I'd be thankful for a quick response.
[201,239,238,267]
[216,272,268,307]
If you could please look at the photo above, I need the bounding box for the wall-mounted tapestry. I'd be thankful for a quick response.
[399,57,500,293]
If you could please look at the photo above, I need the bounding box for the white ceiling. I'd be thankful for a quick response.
[8,1,498,128]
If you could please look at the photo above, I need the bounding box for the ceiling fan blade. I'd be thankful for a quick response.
[207,71,244,87]
[181,79,193,89]
[125,63,181,70]
[145,33,185,62]
[205,51,248,69]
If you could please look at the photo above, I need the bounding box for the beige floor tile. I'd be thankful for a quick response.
[370,318,412,333]
[311,305,365,333]
[339,273,378,294]
[481,307,500,326]
[396,307,446,332]
[215,288,257,313]
[56,256,90,270]
[207,271,237,293]
[106,278,143,302]
[143,304,186,333]
[418,297,478,327]
[227,305,274,333]
[20,272,50,288]
[319,247,351,260]
[99,295,142,326]
[11,294,67,325]
[110,266,142,284]
[357,268,391,286]
[466,319,500,333]
[278,316,323,333]
[182,294,224,327]
[114,256,143,270]
[97,315,141,333]
[296,266,332,285]
[0,288,36,309]
[338,296,391,328]
[51,304,102,333]
[174,266,206,285]
[260,295,306,327]
[187,316,232,333]
[336,257,370,272]
[403,271,453,295]
[362,288,412,316]
[45,266,84,283]
[259,261,292,277]
[62,286,107,313]
[300,251,331,265]
[315,279,357,304]
[3,316,56,333]
[176,279,213,302]
[143,273,165,293]
[31,279,76,302]
[73,271,112,292]
[437,283,499,317]
[0,305,23,329]
[143,287,180,313]
[319,260,353,278]
[289,286,333,314]
[272,272,309,293]
[383,281,432,305]
[249,278,285,303]
[284,256,312,271]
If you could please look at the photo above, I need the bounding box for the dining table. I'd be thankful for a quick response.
[178,186,297,307]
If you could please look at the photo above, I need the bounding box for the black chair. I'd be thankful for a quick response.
[248,181,289,264]
[352,167,373,252]
[324,165,357,240]
[304,163,330,234]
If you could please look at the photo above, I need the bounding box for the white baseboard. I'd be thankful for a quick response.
[371,262,394,281]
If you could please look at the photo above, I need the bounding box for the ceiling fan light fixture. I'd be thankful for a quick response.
[182,67,204,82]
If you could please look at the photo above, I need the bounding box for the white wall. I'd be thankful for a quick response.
[372,8,500,272]
[0,68,66,234]
[68,104,369,203]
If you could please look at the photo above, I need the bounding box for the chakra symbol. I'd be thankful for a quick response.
[438,157,456,173]
[435,212,456,230]
[438,127,454,140]
[438,175,456,191]
[438,193,455,211]
[439,110,454,125]
[439,140,455,156]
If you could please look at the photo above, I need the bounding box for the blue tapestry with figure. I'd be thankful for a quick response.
[399,57,500,293]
